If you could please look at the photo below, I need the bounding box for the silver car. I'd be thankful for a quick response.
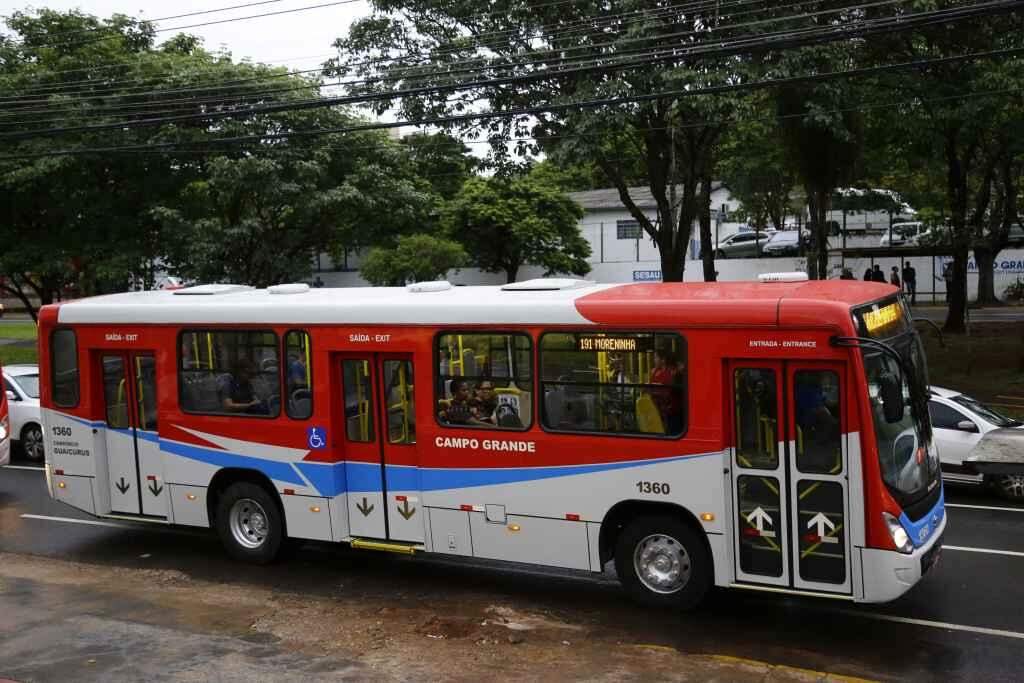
[710,231,774,258]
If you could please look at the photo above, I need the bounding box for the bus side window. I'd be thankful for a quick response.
[178,330,280,418]
[435,333,532,430]
[51,329,79,408]
[539,332,686,438]
[284,330,312,420]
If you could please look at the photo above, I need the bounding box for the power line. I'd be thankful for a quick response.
[0,0,762,101]
[2,0,285,43]
[0,1,840,125]
[4,46,1018,159]
[0,0,994,136]
[13,0,367,51]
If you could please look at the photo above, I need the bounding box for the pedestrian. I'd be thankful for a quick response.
[902,261,917,304]
[872,264,886,283]
[863,267,873,281]
[890,266,901,289]
[840,268,855,280]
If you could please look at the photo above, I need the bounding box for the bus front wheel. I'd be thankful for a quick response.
[215,482,284,564]
[614,516,711,610]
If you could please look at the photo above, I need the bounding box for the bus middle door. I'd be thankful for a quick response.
[339,353,423,544]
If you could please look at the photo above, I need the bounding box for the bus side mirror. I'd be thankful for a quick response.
[5,390,17,402]
[880,374,904,423]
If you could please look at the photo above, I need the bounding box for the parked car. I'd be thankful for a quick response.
[762,229,803,256]
[706,231,774,258]
[3,364,43,462]
[929,386,1024,499]
[879,221,931,247]
[0,362,9,467]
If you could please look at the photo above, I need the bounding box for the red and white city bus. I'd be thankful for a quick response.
[38,276,944,608]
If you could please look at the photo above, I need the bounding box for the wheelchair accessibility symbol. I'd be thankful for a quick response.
[307,426,327,450]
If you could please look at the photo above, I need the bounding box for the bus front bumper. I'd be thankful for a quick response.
[859,511,946,603]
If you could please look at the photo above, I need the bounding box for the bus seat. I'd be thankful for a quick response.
[636,393,665,434]
[290,389,311,417]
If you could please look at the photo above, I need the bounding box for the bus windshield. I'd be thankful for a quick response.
[855,299,941,506]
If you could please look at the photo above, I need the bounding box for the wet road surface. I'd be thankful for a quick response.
[1,464,1023,681]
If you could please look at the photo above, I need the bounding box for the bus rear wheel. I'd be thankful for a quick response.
[215,482,284,564]
[614,516,711,610]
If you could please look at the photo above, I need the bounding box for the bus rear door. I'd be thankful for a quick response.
[728,360,851,595]
[338,353,422,544]
[100,352,166,517]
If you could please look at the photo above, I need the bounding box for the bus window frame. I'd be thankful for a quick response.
[176,328,282,420]
[283,329,313,421]
[50,327,80,409]
[432,329,534,433]
[537,329,688,441]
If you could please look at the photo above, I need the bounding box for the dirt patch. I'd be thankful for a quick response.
[0,552,874,682]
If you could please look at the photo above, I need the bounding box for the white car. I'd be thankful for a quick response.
[3,364,44,462]
[929,386,1024,499]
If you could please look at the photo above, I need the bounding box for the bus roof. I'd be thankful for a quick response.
[50,280,897,328]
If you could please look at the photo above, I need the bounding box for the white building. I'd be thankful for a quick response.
[309,183,1021,301]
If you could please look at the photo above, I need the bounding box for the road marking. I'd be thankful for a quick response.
[1,465,43,471]
[943,545,1024,558]
[20,513,129,529]
[947,503,1024,513]
[838,610,1024,642]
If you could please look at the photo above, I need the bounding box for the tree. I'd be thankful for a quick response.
[0,10,330,314]
[360,234,468,286]
[868,5,1024,329]
[777,75,864,279]
[329,1,770,282]
[443,173,590,283]
[400,132,478,200]
[718,101,795,233]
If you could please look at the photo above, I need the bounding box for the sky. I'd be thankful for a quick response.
[1,0,371,70]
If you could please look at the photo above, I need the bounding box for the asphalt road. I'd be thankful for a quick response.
[1,462,1023,681]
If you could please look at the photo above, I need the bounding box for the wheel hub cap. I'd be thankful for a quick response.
[634,534,691,594]
[229,498,269,549]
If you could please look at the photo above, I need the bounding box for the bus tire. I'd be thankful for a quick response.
[614,515,711,610]
[214,482,284,564]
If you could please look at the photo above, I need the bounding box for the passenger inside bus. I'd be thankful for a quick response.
[436,333,531,430]
[649,348,685,435]
[438,380,489,426]
[220,358,269,415]
[794,371,841,473]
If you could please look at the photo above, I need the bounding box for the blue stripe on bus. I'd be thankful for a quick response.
[161,440,306,487]
[56,412,717,497]
[293,462,347,497]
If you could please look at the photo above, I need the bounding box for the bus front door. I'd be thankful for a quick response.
[339,354,422,544]
[100,352,165,517]
[728,361,850,594]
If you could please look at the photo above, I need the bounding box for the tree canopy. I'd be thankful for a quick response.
[443,172,590,283]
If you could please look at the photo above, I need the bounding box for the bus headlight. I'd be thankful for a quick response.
[883,512,914,554]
